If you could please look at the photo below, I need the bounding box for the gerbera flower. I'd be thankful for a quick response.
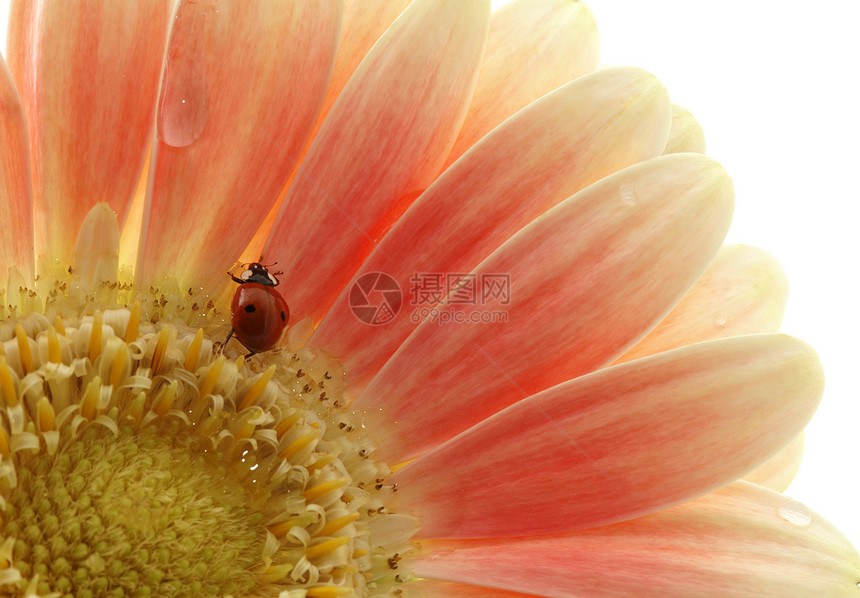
[0,0,857,596]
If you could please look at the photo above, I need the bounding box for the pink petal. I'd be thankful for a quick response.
[413,579,538,598]
[413,481,859,598]
[743,433,805,492]
[6,0,172,263]
[138,0,342,289]
[235,0,413,262]
[318,0,414,131]
[616,244,788,364]
[357,153,734,462]
[391,334,823,539]
[0,56,33,279]
[663,103,707,154]
[263,0,491,322]
[312,66,671,391]
[445,0,601,166]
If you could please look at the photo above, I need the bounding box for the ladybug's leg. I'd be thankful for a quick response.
[228,273,245,284]
[244,350,257,359]
[223,328,235,350]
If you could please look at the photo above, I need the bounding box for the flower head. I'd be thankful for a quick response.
[0,1,858,597]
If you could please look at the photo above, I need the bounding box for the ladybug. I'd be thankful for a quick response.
[224,262,289,356]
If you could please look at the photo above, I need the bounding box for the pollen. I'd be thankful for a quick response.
[0,269,417,597]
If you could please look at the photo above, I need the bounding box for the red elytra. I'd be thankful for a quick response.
[226,263,289,355]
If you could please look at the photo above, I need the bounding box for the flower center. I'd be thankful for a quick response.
[0,270,417,597]
[6,423,264,597]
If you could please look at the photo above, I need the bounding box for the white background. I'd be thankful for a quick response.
[1,0,858,548]
[573,0,860,548]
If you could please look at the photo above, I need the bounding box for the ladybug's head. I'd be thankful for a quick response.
[239,262,281,287]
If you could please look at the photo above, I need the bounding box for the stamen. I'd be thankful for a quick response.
[0,356,17,407]
[152,381,178,416]
[109,341,128,387]
[232,409,260,440]
[88,310,103,362]
[276,411,302,439]
[80,376,101,420]
[47,325,62,364]
[238,364,275,410]
[184,328,204,371]
[268,517,301,538]
[151,325,173,375]
[305,536,351,561]
[306,587,353,598]
[124,300,140,343]
[128,390,146,422]
[53,314,66,336]
[261,564,294,583]
[0,538,12,565]
[14,324,34,374]
[305,478,349,501]
[318,512,361,537]
[280,430,320,460]
[0,427,9,457]
[36,396,55,432]
[308,454,336,473]
[198,354,225,397]
[197,413,222,437]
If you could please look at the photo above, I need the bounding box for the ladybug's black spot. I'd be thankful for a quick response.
[244,304,256,313]
[280,311,286,322]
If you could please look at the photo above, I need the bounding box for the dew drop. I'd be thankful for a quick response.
[157,0,210,147]
[620,184,637,205]
[713,311,728,328]
[777,499,812,526]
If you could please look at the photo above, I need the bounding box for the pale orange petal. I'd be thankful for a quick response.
[73,203,119,287]
[414,481,860,597]
[0,56,33,279]
[319,0,414,130]
[412,579,537,598]
[139,0,342,289]
[616,244,788,364]
[7,0,172,263]
[118,151,150,269]
[357,153,734,462]
[312,66,671,392]
[264,0,491,322]
[663,103,706,154]
[391,335,824,538]
[445,0,600,166]
[744,433,805,492]
[237,0,413,264]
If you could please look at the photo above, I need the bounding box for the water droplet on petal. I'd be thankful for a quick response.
[620,184,637,205]
[777,499,812,526]
[157,0,209,147]
[714,311,728,328]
